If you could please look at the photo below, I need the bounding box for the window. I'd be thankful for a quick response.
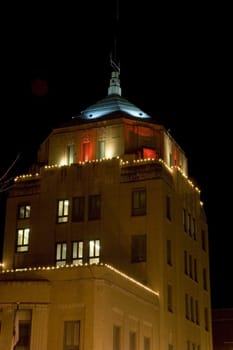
[88,239,100,264]
[203,268,207,290]
[16,228,30,252]
[184,251,188,275]
[201,230,206,251]
[113,325,121,350]
[167,284,173,312]
[57,199,69,223]
[190,296,194,322]
[88,195,101,220]
[166,196,171,220]
[144,337,150,350]
[131,234,146,263]
[192,218,196,240]
[72,241,84,265]
[14,310,31,350]
[167,240,172,265]
[189,254,193,279]
[67,144,76,165]
[56,242,67,266]
[194,258,198,282]
[64,321,80,350]
[183,209,187,232]
[18,204,31,219]
[72,197,85,222]
[168,345,174,350]
[129,331,136,350]
[195,300,199,325]
[98,140,105,159]
[188,213,192,235]
[204,307,209,331]
[185,293,189,319]
[132,189,146,216]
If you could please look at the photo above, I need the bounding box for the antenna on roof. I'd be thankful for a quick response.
[110,0,120,73]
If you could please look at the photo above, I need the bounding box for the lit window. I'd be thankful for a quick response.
[88,195,101,220]
[67,144,76,165]
[57,199,69,223]
[132,189,146,216]
[131,234,146,263]
[89,239,100,264]
[82,141,90,161]
[18,204,31,219]
[64,321,80,350]
[98,140,105,159]
[72,241,84,265]
[72,197,85,222]
[56,242,67,266]
[16,228,30,252]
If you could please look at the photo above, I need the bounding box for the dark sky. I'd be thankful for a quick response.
[1,2,232,308]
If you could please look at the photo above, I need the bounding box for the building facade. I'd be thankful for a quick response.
[0,71,213,349]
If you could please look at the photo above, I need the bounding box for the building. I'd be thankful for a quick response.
[0,69,213,349]
[212,308,233,350]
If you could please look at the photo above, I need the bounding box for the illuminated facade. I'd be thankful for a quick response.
[0,71,213,349]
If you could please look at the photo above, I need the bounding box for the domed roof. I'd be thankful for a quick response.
[75,71,152,121]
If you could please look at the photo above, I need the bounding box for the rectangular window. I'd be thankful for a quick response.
[56,242,67,266]
[204,307,209,331]
[185,293,189,319]
[64,321,80,350]
[195,300,199,325]
[188,213,192,235]
[129,331,136,350]
[131,234,146,263]
[132,189,146,216]
[113,325,121,350]
[14,310,32,350]
[89,239,100,264]
[72,197,85,222]
[183,209,187,232]
[184,251,188,275]
[166,196,171,220]
[57,199,69,223]
[67,144,76,165]
[98,140,105,159]
[144,337,150,350]
[203,268,208,290]
[201,230,206,251]
[167,240,172,265]
[193,218,196,240]
[82,141,90,162]
[88,195,101,220]
[16,228,30,252]
[72,241,84,265]
[190,296,194,322]
[18,204,31,219]
[189,254,193,279]
[194,258,198,282]
[168,284,173,312]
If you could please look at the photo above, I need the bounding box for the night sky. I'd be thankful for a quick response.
[1,2,232,308]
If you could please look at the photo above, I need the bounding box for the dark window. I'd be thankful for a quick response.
[72,197,85,222]
[183,209,187,232]
[15,320,31,350]
[132,189,146,216]
[129,331,136,350]
[168,284,173,312]
[167,240,172,266]
[113,325,121,350]
[201,230,206,251]
[88,195,101,220]
[131,235,146,263]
